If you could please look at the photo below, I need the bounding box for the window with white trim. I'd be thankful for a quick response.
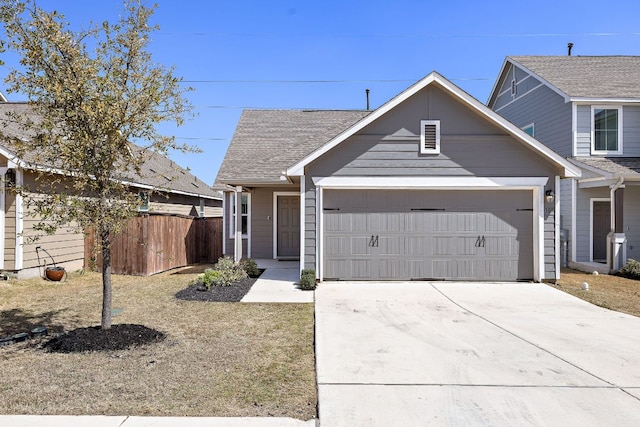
[522,123,534,137]
[138,191,149,212]
[592,106,622,154]
[420,120,440,154]
[230,192,249,238]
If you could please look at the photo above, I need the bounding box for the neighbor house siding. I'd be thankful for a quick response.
[4,190,16,269]
[623,106,640,156]
[494,83,572,157]
[148,193,221,217]
[575,105,593,157]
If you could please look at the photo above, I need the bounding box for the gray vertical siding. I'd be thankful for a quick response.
[575,105,591,157]
[623,106,640,156]
[249,188,275,259]
[494,83,573,157]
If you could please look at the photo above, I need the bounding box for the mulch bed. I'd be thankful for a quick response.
[33,271,263,353]
[174,276,258,302]
[43,324,166,353]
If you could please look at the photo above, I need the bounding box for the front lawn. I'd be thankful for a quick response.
[0,267,316,419]
[554,268,640,317]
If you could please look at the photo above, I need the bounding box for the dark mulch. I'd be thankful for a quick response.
[42,324,166,353]
[175,276,258,302]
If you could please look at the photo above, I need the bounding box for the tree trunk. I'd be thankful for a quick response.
[101,228,112,330]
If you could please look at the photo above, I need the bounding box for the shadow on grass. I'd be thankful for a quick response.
[0,308,73,337]
[171,264,215,275]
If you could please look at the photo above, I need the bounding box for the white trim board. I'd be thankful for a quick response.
[312,176,549,189]
[314,178,548,282]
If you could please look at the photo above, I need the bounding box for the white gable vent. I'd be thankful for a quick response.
[420,120,440,154]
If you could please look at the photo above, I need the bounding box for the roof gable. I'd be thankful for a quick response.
[493,56,640,102]
[288,72,580,178]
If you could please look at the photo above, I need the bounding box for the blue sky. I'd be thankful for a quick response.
[3,0,640,185]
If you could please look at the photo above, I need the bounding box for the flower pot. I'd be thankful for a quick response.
[45,267,65,281]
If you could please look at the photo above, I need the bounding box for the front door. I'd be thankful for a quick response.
[277,196,300,258]
[592,201,610,262]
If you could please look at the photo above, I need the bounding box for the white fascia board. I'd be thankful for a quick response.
[288,70,580,179]
[571,97,640,104]
[312,176,549,189]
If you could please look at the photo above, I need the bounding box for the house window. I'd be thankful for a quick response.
[420,120,440,154]
[522,123,534,137]
[592,107,622,154]
[138,191,149,212]
[230,192,249,238]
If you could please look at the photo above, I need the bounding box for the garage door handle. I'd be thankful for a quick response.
[475,236,486,248]
[368,235,379,247]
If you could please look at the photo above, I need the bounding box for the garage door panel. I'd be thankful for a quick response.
[323,189,534,281]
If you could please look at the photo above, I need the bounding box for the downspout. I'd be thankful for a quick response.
[610,177,624,231]
[609,177,625,270]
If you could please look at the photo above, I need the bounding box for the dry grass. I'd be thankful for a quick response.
[553,268,640,317]
[0,267,316,419]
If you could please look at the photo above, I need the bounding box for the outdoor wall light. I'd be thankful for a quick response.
[545,189,555,203]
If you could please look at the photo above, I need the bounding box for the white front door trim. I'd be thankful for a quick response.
[272,191,300,259]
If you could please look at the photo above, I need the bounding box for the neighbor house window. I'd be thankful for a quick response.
[592,107,622,154]
[138,191,149,212]
[522,123,535,137]
[230,192,249,238]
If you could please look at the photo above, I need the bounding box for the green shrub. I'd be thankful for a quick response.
[239,258,261,278]
[213,256,248,286]
[300,269,316,290]
[189,268,224,289]
[619,259,640,280]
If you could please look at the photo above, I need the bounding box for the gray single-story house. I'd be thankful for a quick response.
[215,72,580,282]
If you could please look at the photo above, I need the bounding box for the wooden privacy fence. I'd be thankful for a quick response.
[85,214,223,276]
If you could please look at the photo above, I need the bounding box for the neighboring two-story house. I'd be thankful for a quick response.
[488,56,640,273]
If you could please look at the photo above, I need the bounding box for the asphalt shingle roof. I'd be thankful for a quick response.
[216,109,371,185]
[510,56,640,99]
[0,102,219,199]
[572,157,640,177]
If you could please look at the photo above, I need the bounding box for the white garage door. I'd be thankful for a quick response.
[323,189,533,281]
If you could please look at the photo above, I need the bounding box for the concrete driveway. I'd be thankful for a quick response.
[315,282,640,426]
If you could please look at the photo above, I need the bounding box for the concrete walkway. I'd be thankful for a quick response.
[315,281,640,426]
[241,259,313,303]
